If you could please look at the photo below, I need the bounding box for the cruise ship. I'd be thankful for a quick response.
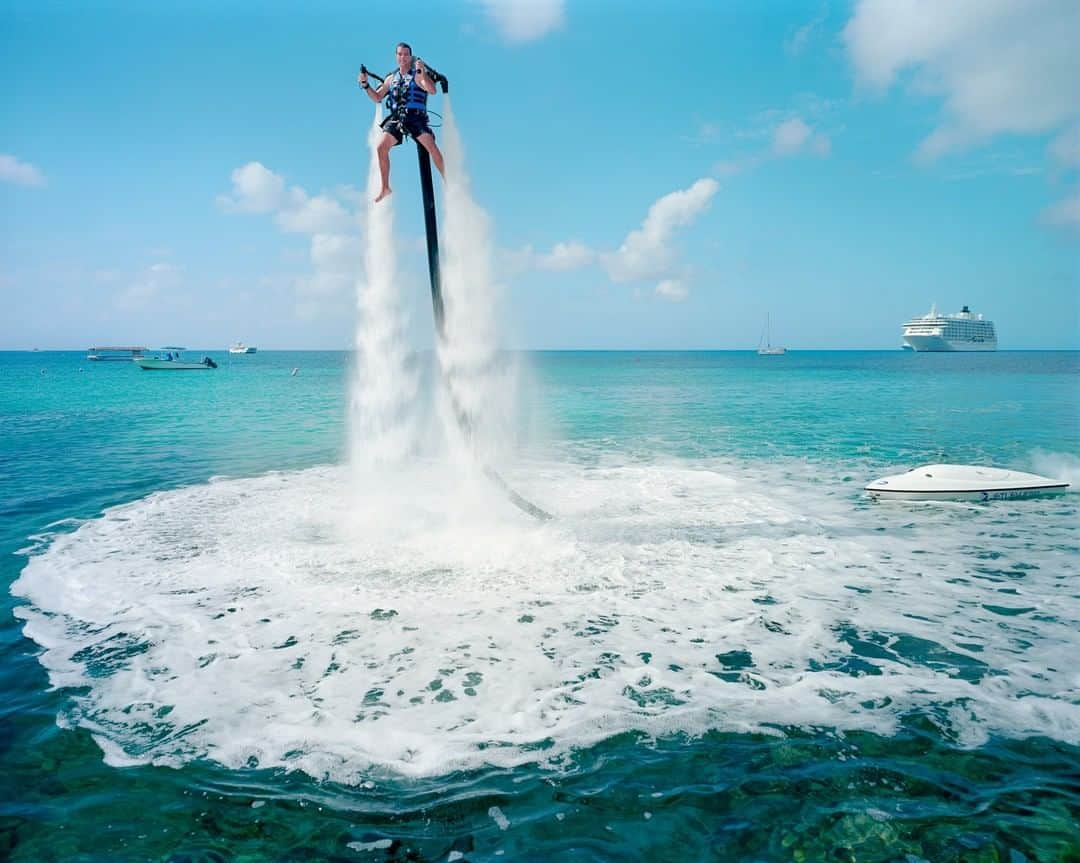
[901,304,997,352]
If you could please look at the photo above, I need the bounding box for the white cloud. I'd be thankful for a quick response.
[217,162,285,213]
[843,0,1080,160]
[0,154,46,187]
[655,279,688,302]
[94,269,121,285]
[604,178,719,283]
[276,189,353,235]
[219,163,364,315]
[772,118,832,158]
[811,134,832,157]
[506,179,716,300]
[772,118,812,156]
[681,120,722,146]
[479,0,564,43]
[1042,185,1080,231]
[1050,124,1080,169]
[785,9,828,56]
[716,114,831,176]
[712,156,761,177]
[535,240,595,271]
[115,262,181,311]
[310,233,361,273]
[220,165,354,235]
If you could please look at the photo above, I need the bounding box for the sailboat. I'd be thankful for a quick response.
[757,314,786,355]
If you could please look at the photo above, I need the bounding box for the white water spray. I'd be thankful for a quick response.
[436,97,520,468]
[349,105,419,472]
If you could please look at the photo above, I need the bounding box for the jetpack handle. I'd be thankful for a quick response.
[359,63,385,85]
[359,61,448,93]
[418,61,449,93]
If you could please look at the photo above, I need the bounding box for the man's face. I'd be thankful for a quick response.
[396,45,412,71]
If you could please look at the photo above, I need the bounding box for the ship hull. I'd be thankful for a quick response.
[902,335,997,352]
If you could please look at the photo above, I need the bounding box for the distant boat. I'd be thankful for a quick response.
[88,345,146,361]
[134,347,217,370]
[757,315,786,355]
[901,304,997,352]
[229,342,257,354]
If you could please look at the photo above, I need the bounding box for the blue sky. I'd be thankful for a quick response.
[2,0,1078,350]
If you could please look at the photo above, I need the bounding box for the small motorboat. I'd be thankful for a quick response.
[134,348,218,370]
[229,342,257,354]
[865,464,1069,501]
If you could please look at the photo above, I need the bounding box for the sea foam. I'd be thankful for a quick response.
[13,457,1079,781]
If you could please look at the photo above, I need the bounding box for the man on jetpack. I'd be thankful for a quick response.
[358,42,445,203]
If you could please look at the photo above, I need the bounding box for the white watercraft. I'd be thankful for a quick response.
[88,346,145,361]
[757,314,786,355]
[229,343,257,354]
[901,304,997,351]
[134,348,218,370]
[865,464,1068,501]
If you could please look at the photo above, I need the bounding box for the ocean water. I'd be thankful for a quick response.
[2,349,1078,862]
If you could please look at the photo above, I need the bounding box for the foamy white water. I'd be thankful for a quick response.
[13,457,1079,781]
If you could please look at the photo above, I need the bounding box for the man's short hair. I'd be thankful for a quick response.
[397,42,412,55]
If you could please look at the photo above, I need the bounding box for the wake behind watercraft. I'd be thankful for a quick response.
[360,61,552,521]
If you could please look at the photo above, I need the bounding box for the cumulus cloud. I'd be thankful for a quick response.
[219,162,363,314]
[772,118,812,155]
[276,189,353,235]
[1050,124,1080,169]
[479,0,564,43]
[0,154,46,187]
[655,279,688,302]
[1042,185,1080,231]
[785,8,828,56]
[604,178,719,283]
[770,118,830,157]
[509,178,717,301]
[715,114,832,176]
[811,135,832,157]
[712,156,762,177]
[115,262,182,311]
[843,0,1080,160]
[217,162,284,213]
[296,233,362,298]
[219,163,355,235]
[535,240,595,271]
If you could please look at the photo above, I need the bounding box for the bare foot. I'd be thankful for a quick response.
[374,187,392,203]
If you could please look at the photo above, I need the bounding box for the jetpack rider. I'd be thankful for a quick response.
[359,42,445,203]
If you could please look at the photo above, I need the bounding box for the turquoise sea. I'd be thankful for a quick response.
[2,349,1078,862]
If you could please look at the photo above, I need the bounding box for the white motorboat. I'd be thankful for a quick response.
[229,343,257,354]
[865,464,1068,501]
[134,348,218,370]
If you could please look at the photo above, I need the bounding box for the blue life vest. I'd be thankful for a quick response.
[385,68,428,114]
